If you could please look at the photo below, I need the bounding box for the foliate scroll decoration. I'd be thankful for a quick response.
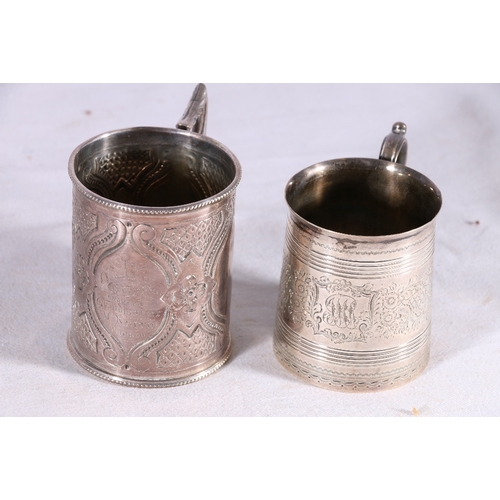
[279,265,432,344]
[86,218,128,270]
[168,274,217,338]
[372,273,432,338]
[155,272,221,368]
[151,201,233,366]
[279,267,318,330]
[71,195,234,376]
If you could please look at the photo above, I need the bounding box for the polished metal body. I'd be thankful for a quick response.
[68,85,242,387]
[274,123,442,391]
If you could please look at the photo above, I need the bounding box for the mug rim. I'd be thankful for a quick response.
[285,157,442,240]
[68,126,242,215]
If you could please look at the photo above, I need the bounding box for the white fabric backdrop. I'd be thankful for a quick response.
[1,83,498,416]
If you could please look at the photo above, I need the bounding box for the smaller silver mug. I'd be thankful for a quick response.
[274,123,442,391]
[68,85,242,387]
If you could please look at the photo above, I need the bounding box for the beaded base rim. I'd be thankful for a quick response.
[67,335,232,388]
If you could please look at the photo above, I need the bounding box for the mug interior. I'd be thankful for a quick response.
[286,159,442,236]
[72,128,238,207]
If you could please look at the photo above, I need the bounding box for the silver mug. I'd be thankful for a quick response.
[68,85,242,387]
[274,123,442,391]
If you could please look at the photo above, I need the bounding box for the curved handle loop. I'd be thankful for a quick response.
[379,122,408,165]
[176,83,208,135]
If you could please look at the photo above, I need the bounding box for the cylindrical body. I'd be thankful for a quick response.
[68,126,241,387]
[274,156,441,391]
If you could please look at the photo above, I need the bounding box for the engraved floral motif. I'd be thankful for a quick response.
[280,267,317,328]
[169,275,215,317]
[279,264,431,343]
[372,271,432,338]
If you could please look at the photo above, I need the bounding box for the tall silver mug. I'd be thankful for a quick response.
[68,85,242,387]
[274,123,442,391]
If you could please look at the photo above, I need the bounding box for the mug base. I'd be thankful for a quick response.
[274,340,429,393]
[67,334,232,388]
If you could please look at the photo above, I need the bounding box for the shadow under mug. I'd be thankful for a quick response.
[274,123,442,391]
[68,85,242,387]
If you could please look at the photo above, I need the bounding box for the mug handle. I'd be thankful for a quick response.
[379,122,408,165]
[176,83,208,134]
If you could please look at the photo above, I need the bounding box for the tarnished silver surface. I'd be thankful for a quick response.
[274,123,442,392]
[68,84,242,387]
